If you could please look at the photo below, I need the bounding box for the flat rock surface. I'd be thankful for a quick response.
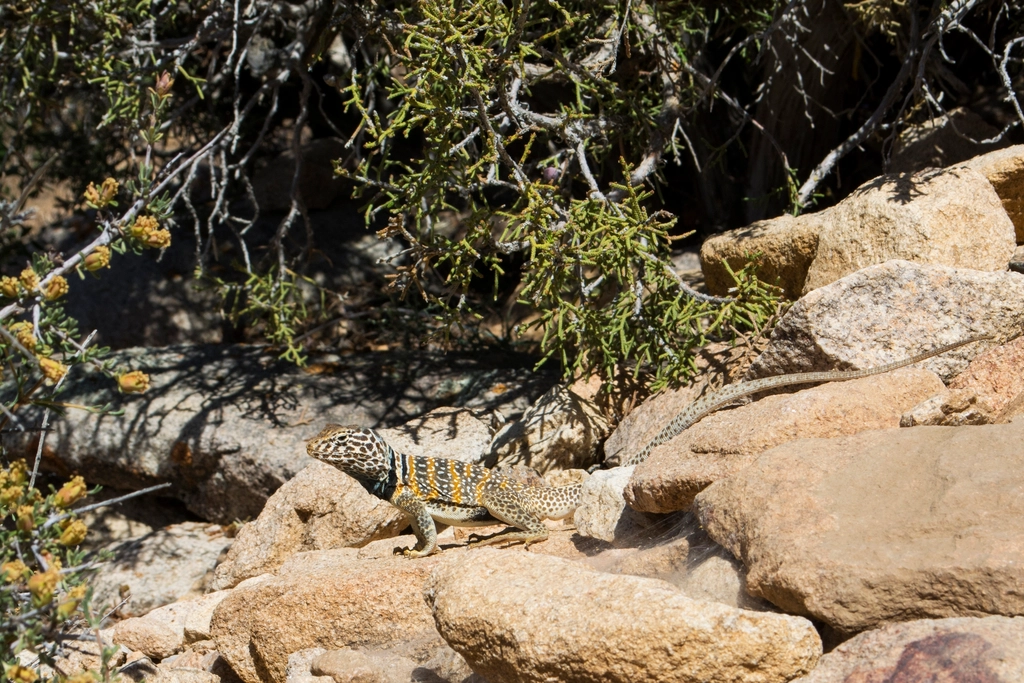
[6,345,552,522]
[425,548,821,683]
[748,260,1019,381]
[625,367,944,513]
[793,616,1024,682]
[694,421,1024,636]
[91,522,233,617]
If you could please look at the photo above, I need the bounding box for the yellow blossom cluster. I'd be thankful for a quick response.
[39,357,67,383]
[130,215,172,249]
[84,245,111,271]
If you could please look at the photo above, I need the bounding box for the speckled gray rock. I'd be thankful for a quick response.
[7,345,552,522]
[748,261,1017,381]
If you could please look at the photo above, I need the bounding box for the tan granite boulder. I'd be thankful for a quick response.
[625,367,944,513]
[965,144,1024,243]
[694,421,1024,637]
[210,461,408,590]
[793,616,1024,682]
[748,261,1015,381]
[425,548,821,683]
[209,544,444,683]
[702,165,1015,298]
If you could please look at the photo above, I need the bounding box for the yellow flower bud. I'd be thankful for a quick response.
[39,357,67,382]
[4,664,38,683]
[1,559,28,583]
[84,178,118,209]
[0,276,20,298]
[154,71,175,98]
[16,504,35,532]
[43,276,68,301]
[8,459,28,485]
[117,370,151,394]
[19,268,39,291]
[27,566,59,607]
[84,246,111,272]
[9,321,36,351]
[59,519,88,546]
[55,475,88,508]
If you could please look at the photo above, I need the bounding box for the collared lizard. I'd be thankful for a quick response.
[307,335,988,556]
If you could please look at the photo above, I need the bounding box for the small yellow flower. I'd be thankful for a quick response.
[59,519,88,546]
[0,276,20,298]
[130,215,159,239]
[16,504,35,532]
[117,370,151,394]
[8,459,28,485]
[9,321,36,351]
[43,275,68,301]
[4,664,38,683]
[39,357,67,382]
[27,566,59,607]
[55,475,87,508]
[19,268,39,291]
[56,584,88,620]
[142,228,172,249]
[0,559,28,583]
[0,485,23,507]
[84,246,111,271]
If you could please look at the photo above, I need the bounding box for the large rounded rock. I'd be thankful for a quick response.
[694,420,1024,637]
[425,548,821,683]
[702,165,1015,298]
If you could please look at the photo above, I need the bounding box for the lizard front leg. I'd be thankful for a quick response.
[389,486,439,558]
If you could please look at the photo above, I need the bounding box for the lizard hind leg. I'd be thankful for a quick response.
[470,488,549,549]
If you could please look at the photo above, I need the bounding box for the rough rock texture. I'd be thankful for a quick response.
[377,407,493,464]
[91,522,233,617]
[748,260,1020,381]
[209,547,443,683]
[210,461,407,590]
[792,616,1024,682]
[902,334,1024,426]
[965,144,1024,243]
[572,466,661,544]
[184,592,235,644]
[487,384,610,473]
[701,166,1015,298]
[694,421,1024,636]
[310,649,417,683]
[888,107,1006,175]
[113,601,195,660]
[625,367,944,513]
[425,549,821,683]
[6,345,552,523]
[803,167,1014,292]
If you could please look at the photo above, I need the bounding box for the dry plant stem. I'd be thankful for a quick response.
[42,482,174,530]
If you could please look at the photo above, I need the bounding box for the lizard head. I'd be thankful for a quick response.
[306,424,391,480]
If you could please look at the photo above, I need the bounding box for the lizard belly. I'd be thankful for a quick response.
[426,501,498,527]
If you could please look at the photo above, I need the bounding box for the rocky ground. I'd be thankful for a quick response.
[21,137,1024,682]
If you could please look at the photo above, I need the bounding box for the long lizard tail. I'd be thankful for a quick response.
[623,334,992,467]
